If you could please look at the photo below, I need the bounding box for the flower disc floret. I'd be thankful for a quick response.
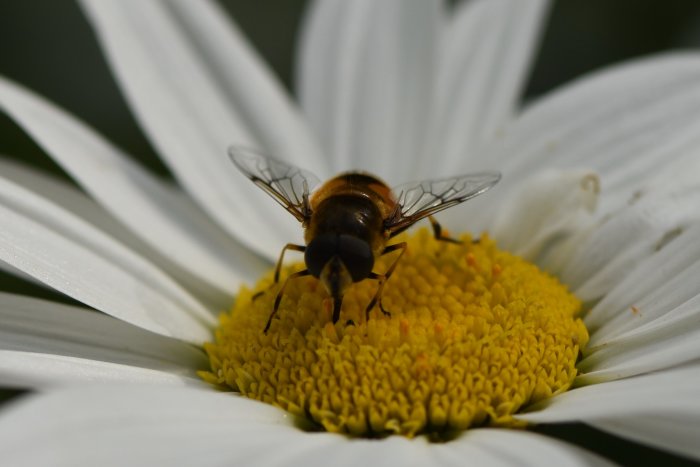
[201,229,588,437]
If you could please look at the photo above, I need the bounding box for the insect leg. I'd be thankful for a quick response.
[332,295,344,324]
[428,216,461,244]
[254,243,306,300]
[264,269,310,334]
[274,244,307,283]
[365,242,407,321]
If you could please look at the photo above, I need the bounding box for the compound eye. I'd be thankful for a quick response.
[338,235,374,282]
[305,234,338,278]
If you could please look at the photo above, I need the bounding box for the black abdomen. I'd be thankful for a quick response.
[310,195,383,243]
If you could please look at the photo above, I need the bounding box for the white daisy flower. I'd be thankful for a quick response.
[1,0,699,465]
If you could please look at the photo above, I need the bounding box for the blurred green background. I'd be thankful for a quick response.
[1,1,700,465]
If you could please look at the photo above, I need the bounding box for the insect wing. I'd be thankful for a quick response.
[387,172,501,235]
[228,146,321,222]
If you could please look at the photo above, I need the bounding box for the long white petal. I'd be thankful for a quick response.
[435,429,616,467]
[590,414,699,463]
[78,0,302,257]
[164,0,325,171]
[0,257,46,289]
[423,0,549,176]
[521,365,700,419]
[519,365,700,461]
[0,78,267,298]
[586,223,700,339]
[0,384,296,466]
[445,54,700,235]
[0,384,613,467]
[577,294,700,383]
[263,428,613,467]
[294,436,433,467]
[557,186,700,300]
[0,351,202,388]
[0,292,207,379]
[573,226,700,382]
[297,0,441,181]
[0,158,248,311]
[487,54,700,212]
[0,175,214,344]
[491,169,599,260]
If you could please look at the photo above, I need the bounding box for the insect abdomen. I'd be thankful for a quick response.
[306,195,383,244]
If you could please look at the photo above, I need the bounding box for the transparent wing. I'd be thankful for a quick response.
[387,172,501,235]
[228,146,321,223]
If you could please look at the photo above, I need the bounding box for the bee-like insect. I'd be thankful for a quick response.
[230,147,500,333]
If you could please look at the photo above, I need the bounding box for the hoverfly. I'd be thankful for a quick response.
[230,147,500,333]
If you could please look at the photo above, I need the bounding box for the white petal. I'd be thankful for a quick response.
[0,351,201,388]
[0,257,46,289]
[0,292,207,379]
[0,158,249,311]
[0,384,297,467]
[0,175,214,344]
[287,430,611,467]
[78,0,302,257]
[164,0,325,171]
[452,54,700,236]
[586,222,700,340]
[489,54,700,201]
[512,184,699,301]
[0,78,267,298]
[519,366,700,461]
[0,158,142,250]
[292,436,433,467]
[490,169,599,261]
[559,187,700,300]
[590,414,700,463]
[575,226,700,382]
[0,384,613,467]
[283,430,607,467]
[577,294,700,383]
[434,429,616,467]
[422,0,550,176]
[520,365,700,419]
[297,0,441,181]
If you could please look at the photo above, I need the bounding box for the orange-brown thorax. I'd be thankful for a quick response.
[305,172,397,256]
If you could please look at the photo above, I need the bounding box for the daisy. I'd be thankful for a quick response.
[1,0,700,465]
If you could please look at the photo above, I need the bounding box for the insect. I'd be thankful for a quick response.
[230,147,501,333]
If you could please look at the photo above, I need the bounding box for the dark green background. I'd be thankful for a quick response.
[1,1,699,465]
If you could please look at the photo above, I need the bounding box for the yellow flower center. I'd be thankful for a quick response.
[200,229,588,437]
